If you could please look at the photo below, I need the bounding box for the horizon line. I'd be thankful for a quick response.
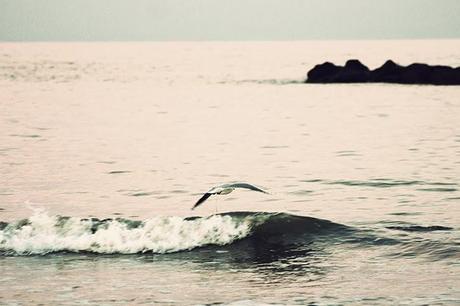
[1,38,460,43]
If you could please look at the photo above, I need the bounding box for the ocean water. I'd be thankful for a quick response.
[1,40,459,305]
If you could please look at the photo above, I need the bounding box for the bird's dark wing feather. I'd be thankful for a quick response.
[229,183,268,193]
[192,193,213,209]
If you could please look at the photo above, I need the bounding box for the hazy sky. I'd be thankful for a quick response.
[1,0,460,41]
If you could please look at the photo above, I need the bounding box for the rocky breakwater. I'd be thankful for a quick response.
[306,59,460,85]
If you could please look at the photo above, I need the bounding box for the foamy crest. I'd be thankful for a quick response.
[0,212,252,255]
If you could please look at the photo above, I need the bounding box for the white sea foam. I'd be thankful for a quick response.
[0,212,252,255]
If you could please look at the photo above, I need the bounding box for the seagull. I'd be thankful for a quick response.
[192,182,268,210]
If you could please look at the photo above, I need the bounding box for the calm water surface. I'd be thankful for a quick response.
[1,41,459,305]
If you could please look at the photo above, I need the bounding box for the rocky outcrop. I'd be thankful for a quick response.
[306,59,460,85]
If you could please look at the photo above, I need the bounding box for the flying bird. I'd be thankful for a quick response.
[192,183,268,210]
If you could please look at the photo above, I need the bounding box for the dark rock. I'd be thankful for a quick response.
[431,66,460,85]
[370,60,404,83]
[345,59,369,71]
[400,63,433,84]
[307,62,342,83]
[334,59,370,83]
[306,59,460,85]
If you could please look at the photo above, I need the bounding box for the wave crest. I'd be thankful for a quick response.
[0,212,253,255]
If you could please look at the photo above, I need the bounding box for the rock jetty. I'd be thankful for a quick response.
[306,59,460,85]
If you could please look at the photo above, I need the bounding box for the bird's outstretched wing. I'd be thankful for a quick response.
[192,193,213,210]
[192,183,268,210]
[226,183,268,194]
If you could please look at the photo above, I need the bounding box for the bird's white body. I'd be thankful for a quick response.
[214,187,233,195]
[209,185,237,195]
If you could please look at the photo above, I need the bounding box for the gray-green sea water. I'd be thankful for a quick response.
[1,41,459,305]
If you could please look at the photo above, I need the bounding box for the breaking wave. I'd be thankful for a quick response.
[0,211,346,256]
[1,211,457,262]
[0,213,249,255]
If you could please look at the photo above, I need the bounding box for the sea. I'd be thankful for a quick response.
[0,40,459,305]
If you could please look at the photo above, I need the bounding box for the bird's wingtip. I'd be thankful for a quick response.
[191,192,212,210]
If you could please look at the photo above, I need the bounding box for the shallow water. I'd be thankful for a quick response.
[1,40,460,305]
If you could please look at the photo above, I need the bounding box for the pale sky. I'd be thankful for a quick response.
[1,0,459,41]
